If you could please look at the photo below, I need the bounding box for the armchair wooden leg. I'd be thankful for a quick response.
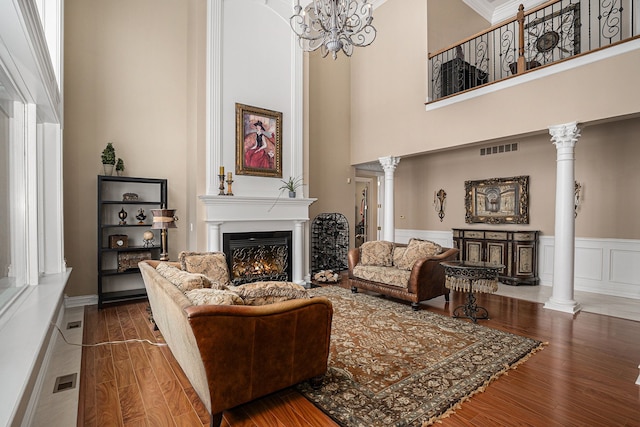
[351,286,358,293]
[210,412,223,427]
[411,302,420,311]
[310,375,325,390]
[444,292,450,302]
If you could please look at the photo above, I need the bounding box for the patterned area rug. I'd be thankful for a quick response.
[297,286,544,427]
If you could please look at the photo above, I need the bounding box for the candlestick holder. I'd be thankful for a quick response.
[218,174,225,195]
[226,178,234,196]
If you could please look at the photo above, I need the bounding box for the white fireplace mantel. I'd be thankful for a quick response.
[199,195,316,284]
[199,195,316,223]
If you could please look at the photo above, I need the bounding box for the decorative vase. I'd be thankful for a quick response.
[103,164,114,176]
[289,191,296,198]
[117,170,123,176]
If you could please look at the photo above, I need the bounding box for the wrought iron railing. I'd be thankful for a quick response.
[428,0,639,101]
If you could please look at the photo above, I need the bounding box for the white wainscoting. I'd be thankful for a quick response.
[396,229,640,300]
[539,235,640,299]
[394,229,454,248]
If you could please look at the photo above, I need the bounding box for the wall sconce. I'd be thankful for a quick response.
[433,189,447,222]
[151,208,178,261]
[574,181,582,218]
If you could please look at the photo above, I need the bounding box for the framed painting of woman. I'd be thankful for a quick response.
[235,103,282,178]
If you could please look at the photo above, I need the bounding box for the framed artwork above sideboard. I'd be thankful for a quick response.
[465,175,529,224]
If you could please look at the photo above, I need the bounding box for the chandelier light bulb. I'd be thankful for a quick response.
[290,0,377,59]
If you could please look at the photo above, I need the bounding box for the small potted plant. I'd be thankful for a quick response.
[101,142,116,175]
[279,176,304,198]
[116,158,125,176]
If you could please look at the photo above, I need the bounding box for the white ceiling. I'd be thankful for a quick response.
[463,0,547,24]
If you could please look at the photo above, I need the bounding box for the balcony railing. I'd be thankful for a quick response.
[428,0,639,102]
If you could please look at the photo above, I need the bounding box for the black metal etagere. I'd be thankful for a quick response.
[97,175,167,308]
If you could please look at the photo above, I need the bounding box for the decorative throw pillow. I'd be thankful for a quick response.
[230,281,309,306]
[155,262,212,292]
[359,240,394,267]
[396,238,443,270]
[179,251,231,288]
[392,246,407,267]
[184,288,244,306]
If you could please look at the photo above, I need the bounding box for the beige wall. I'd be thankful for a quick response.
[349,0,640,165]
[427,0,489,54]
[63,0,205,297]
[307,51,356,246]
[393,117,640,239]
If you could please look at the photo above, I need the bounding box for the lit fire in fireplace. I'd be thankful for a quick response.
[233,258,283,279]
[229,244,289,285]
[224,232,292,285]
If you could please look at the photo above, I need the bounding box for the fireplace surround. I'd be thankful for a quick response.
[199,195,316,284]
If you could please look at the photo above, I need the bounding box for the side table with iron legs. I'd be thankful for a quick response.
[440,261,504,323]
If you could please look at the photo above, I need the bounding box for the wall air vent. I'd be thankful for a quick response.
[480,143,518,156]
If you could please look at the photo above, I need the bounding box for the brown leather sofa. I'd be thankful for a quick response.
[348,242,459,310]
[139,260,333,427]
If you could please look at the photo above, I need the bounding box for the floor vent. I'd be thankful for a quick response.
[66,321,81,329]
[480,143,518,156]
[53,373,77,393]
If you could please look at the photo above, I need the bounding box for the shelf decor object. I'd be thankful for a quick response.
[109,234,128,249]
[151,208,178,261]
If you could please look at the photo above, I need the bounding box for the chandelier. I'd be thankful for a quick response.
[290,0,377,60]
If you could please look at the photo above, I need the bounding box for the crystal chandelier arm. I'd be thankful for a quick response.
[290,0,377,58]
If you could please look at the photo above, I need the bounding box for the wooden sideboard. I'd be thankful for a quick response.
[452,228,539,286]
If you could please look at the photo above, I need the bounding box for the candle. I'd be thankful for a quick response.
[227,171,232,180]
[219,166,224,175]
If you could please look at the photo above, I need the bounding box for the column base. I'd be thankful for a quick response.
[543,297,582,314]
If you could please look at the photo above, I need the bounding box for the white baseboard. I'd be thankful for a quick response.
[396,229,640,300]
[64,294,98,308]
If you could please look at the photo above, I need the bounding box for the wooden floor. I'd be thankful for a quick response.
[79,281,640,426]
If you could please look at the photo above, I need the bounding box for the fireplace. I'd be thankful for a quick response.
[223,231,292,285]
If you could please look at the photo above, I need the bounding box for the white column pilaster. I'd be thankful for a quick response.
[293,220,304,284]
[378,156,400,242]
[207,221,223,252]
[545,121,582,314]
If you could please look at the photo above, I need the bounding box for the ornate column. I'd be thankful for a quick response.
[544,121,582,314]
[378,156,400,242]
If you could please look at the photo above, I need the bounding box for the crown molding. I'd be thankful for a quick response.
[463,0,548,25]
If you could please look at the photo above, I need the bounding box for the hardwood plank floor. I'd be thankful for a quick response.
[80,281,640,426]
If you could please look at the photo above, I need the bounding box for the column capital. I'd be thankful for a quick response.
[378,156,400,173]
[549,121,581,149]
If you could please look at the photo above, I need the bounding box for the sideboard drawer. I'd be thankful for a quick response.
[464,231,484,239]
[514,232,536,241]
[485,232,508,240]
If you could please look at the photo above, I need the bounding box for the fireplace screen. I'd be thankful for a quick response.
[223,231,292,285]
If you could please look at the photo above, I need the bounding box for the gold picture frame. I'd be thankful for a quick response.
[235,103,282,178]
[465,175,529,224]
